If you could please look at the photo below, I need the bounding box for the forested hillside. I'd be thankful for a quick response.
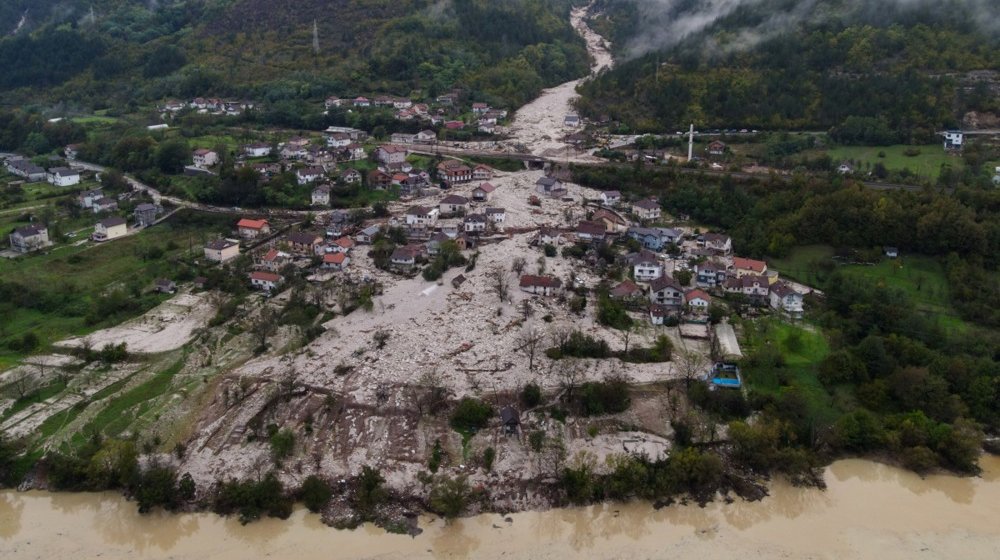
[0,0,589,111]
[578,0,1000,140]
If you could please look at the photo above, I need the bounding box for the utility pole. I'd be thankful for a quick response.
[312,20,320,55]
[687,124,695,161]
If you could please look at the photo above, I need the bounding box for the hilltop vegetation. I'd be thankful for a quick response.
[579,0,1000,138]
[0,0,589,111]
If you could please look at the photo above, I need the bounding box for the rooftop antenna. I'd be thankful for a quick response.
[312,19,319,55]
[687,124,695,161]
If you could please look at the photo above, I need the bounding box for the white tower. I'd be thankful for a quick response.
[687,124,695,161]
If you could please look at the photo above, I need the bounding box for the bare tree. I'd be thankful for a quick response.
[536,256,547,275]
[556,358,585,401]
[676,348,708,388]
[413,369,448,416]
[489,265,511,303]
[511,256,527,275]
[251,307,279,351]
[549,326,572,352]
[517,323,545,371]
[7,370,36,400]
[520,299,532,320]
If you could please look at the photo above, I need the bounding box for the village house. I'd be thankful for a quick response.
[192,149,218,168]
[47,167,80,187]
[345,144,367,161]
[707,140,727,157]
[6,159,46,182]
[256,248,291,272]
[286,232,324,255]
[439,194,470,215]
[92,217,127,242]
[685,289,712,312]
[285,136,312,149]
[353,96,371,108]
[329,236,355,254]
[390,132,415,144]
[78,188,104,209]
[368,170,393,190]
[405,205,440,228]
[390,244,424,269]
[698,233,733,255]
[322,252,350,270]
[631,198,662,221]
[576,220,606,244]
[9,224,51,253]
[943,130,963,151]
[536,227,564,246]
[463,213,488,234]
[695,261,728,288]
[472,102,489,114]
[485,207,506,225]
[134,203,159,227]
[472,165,494,181]
[884,246,899,259]
[472,182,496,202]
[249,162,281,177]
[837,162,854,174]
[249,271,282,292]
[324,96,343,109]
[296,166,326,185]
[243,143,272,158]
[376,145,408,167]
[519,274,563,296]
[649,275,685,308]
[600,190,622,205]
[437,160,473,185]
[153,278,177,294]
[204,238,240,263]
[444,120,465,131]
[628,250,664,282]
[564,113,580,127]
[724,274,770,305]
[92,197,119,214]
[627,226,683,251]
[536,176,566,198]
[732,257,768,278]
[342,168,362,184]
[327,132,352,148]
[312,185,331,206]
[236,218,270,239]
[355,224,381,244]
[610,279,645,300]
[592,208,630,234]
[415,130,438,144]
[64,144,82,160]
[769,281,804,315]
[478,121,496,134]
[649,304,675,325]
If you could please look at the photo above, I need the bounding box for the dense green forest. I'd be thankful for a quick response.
[579,0,1000,139]
[0,0,589,111]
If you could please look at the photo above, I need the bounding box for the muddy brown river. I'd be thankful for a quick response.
[3,457,1000,559]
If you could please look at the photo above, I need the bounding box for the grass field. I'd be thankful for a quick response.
[71,115,120,126]
[740,317,837,424]
[825,144,959,181]
[0,211,231,364]
[769,244,967,331]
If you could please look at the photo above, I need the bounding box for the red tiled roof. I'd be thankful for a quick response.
[237,218,269,230]
[733,257,767,273]
[250,271,280,282]
[519,275,562,288]
[324,252,346,264]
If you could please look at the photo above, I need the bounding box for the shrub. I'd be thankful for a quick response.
[521,383,542,407]
[428,475,470,519]
[482,447,496,471]
[213,473,293,524]
[353,466,388,519]
[450,398,493,435]
[578,378,630,416]
[529,430,545,452]
[269,429,295,463]
[543,244,557,257]
[429,439,444,473]
[299,475,333,513]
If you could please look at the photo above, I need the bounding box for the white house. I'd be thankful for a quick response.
[78,189,103,209]
[769,282,804,315]
[204,239,240,263]
[92,217,127,242]
[405,206,439,227]
[9,224,51,253]
[326,132,352,148]
[472,182,496,201]
[519,274,563,296]
[685,289,712,312]
[600,190,621,205]
[485,207,506,224]
[631,198,661,221]
[192,149,219,168]
[464,213,488,234]
[649,275,684,308]
[943,130,964,151]
[249,271,282,292]
[296,166,326,185]
[47,167,80,187]
[439,194,470,215]
[376,145,408,166]
[312,185,331,206]
[243,143,272,158]
[629,250,663,282]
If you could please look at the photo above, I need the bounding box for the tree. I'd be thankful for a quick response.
[511,256,527,275]
[299,475,333,513]
[428,475,470,520]
[251,308,279,352]
[156,139,190,174]
[674,269,692,286]
[676,349,707,388]
[489,265,511,303]
[517,323,545,370]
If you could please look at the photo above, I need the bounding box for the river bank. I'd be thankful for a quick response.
[3,456,1000,559]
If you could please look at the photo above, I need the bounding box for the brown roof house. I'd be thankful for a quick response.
[519,274,563,296]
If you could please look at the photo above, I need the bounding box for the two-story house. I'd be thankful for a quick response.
[628,250,663,282]
[649,275,685,308]
[9,224,51,253]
